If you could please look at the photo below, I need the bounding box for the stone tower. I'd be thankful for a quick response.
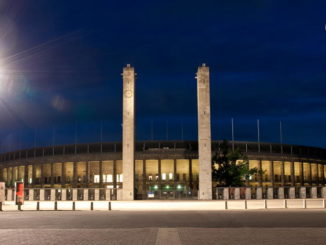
[122,64,135,200]
[196,64,212,200]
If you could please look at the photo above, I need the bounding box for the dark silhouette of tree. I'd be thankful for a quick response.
[212,140,262,187]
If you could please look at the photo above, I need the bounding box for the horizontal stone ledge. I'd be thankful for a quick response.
[0,199,325,211]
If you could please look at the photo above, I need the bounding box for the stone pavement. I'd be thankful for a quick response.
[0,210,325,244]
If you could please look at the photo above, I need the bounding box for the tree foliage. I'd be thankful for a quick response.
[212,140,261,187]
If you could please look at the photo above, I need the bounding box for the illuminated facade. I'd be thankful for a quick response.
[0,141,325,199]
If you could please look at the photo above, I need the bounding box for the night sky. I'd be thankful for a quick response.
[0,0,325,151]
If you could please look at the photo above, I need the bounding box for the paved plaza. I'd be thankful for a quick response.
[0,210,326,244]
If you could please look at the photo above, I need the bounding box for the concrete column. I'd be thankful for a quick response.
[99,161,103,188]
[24,165,29,186]
[29,189,34,201]
[234,188,240,200]
[50,163,54,187]
[278,187,284,199]
[311,187,317,199]
[196,64,212,200]
[322,187,326,198]
[7,189,13,201]
[322,165,325,185]
[256,187,262,199]
[105,189,111,201]
[300,187,306,199]
[158,159,162,199]
[50,189,55,201]
[32,164,36,186]
[61,189,66,201]
[270,161,274,186]
[300,162,304,186]
[122,64,135,201]
[259,160,263,186]
[39,189,44,201]
[289,187,295,199]
[245,187,251,200]
[83,189,88,201]
[173,159,177,199]
[267,187,273,199]
[223,188,229,200]
[73,162,77,187]
[40,164,44,187]
[85,161,89,187]
[281,161,285,186]
[72,189,77,201]
[61,163,65,187]
[94,189,99,201]
[291,162,295,186]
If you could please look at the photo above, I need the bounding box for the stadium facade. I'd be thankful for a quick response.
[0,65,325,200]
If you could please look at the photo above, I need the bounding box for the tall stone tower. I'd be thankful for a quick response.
[196,64,212,200]
[122,64,135,200]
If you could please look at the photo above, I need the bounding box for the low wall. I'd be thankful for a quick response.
[1,199,325,211]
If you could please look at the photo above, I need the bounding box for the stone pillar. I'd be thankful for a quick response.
[196,64,212,200]
[322,187,326,198]
[291,162,295,186]
[278,187,284,199]
[234,188,240,200]
[289,187,295,199]
[61,189,66,201]
[7,189,13,201]
[83,189,88,201]
[122,64,135,201]
[281,161,285,186]
[256,187,262,199]
[50,163,55,187]
[24,165,29,186]
[259,160,263,187]
[61,163,65,187]
[105,189,111,201]
[223,188,229,200]
[29,189,34,201]
[94,189,99,201]
[267,187,273,199]
[50,189,55,201]
[311,187,317,199]
[72,189,77,201]
[270,161,274,186]
[300,162,304,186]
[73,162,77,187]
[40,164,44,187]
[245,187,251,200]
[99,161,103,188]
[300,187,306,199]
[32,165,36,186]
[39,189,44,201]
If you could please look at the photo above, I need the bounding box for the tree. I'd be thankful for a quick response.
[212,140,262,187]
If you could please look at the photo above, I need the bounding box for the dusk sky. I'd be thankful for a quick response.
[0,0,325,151]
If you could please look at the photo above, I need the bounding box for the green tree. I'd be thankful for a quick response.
[212,140,262,187]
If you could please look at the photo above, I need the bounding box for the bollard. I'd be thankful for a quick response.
[264,199,267,209]
[37,201,40,211]
[18,204,21,211]
[284,200,287,209]
[0,202,2,211]
[54,201,57,211]
[91,202,93,211]
[245,200,247,210]
[225,201,228,210]
[304,199,307,209]
[73,201,75,211]
[108,201,111,211]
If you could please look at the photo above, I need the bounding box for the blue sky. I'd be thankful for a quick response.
[0,0,325,151]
